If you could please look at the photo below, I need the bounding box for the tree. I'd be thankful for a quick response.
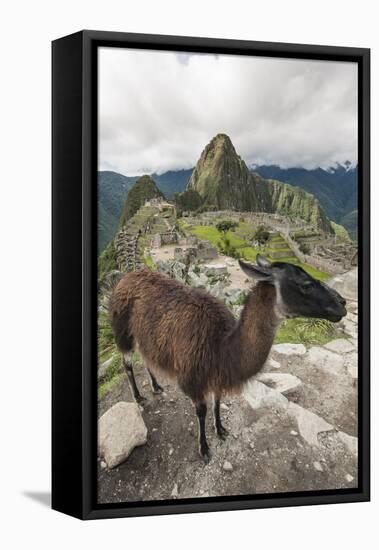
[254,225,270,245]
[216,220,238,235]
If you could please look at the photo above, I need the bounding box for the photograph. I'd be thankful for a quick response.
[96,46,360,505]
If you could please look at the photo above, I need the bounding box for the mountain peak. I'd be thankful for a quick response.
[120,174,164,224]
[212,132,232,143]
[186,133,332,232]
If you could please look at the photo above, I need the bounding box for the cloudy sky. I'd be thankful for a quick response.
[99,47,357,175]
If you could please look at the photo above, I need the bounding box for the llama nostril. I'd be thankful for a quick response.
[340,297,347,306]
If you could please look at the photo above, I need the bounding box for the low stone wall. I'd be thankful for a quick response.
[303,254,345,275]
[161,232,178,245]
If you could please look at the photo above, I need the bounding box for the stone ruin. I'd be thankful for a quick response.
[173,238,218,265]
[151,230,178,249]
[114,227,143,272]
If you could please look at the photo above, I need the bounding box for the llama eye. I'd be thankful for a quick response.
[301,282,313,292]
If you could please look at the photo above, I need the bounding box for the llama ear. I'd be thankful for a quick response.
[256,254,272,268]
[238,259,272,281]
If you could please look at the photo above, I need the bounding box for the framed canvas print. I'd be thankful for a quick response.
[52,30,370,520]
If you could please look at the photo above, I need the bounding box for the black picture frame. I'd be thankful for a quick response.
[52,30,370,520]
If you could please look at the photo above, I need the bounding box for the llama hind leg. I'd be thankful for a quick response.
[123,354,145,404]
[195,401,210,463]
[213,396,229,440]
[147,369,164,394]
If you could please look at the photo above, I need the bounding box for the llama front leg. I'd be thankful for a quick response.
[195,402,210,463]
[123,354,145,404]
[213,397,229,440]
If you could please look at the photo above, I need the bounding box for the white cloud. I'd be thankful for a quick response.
[99,47,358,175]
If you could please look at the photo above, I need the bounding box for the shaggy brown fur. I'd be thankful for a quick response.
[110,270,278,402]
[110,269,280,461]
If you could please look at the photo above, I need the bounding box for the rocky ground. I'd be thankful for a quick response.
[97,299,358,504]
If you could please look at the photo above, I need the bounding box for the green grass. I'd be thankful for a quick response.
[189,225,246,248]
[275,318,341,346]
[97,350,143,400]
[143,254,155,269]
[98,373,125,400]
[187,223,330,282]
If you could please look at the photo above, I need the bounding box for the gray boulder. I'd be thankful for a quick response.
[187,270,208,289]
[203,263,228,276]
[257,372,302,394]
[98,402,148,468]
[272,343,306,356]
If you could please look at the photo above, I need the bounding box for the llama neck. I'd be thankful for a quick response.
[223,282,281,387]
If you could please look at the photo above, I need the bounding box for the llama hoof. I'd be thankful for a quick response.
[200,446,211,464]
[217,425,229,440]
[136,395,147,405]
[152,386,164,395]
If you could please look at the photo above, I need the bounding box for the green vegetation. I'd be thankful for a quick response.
[187,133,333,233]
[340,210,357,241]
[186,222,330,282]
[98,240,118,284]
[253,164,357,239]
[254,225,270,245]
[120,175,165,225]
[331,221,351,242]
[143,254,155,269]
[98,171,138,252]
[174,188,203,213]
[275,318,340,346]
[216,220,239,234]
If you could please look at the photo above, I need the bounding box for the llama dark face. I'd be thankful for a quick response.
[239,256,347,322]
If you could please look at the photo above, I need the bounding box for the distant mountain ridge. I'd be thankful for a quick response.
[252,164,357,234]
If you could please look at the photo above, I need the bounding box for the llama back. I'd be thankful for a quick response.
[110,269,235,381]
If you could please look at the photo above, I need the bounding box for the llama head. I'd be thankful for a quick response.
[238,255,347,322]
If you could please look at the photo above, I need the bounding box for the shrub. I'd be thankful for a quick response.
[216,220,238,234]
[254,225,270,245]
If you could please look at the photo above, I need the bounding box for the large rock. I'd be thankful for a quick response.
[340,318,358,339]
[98,402,147,468]
[344,352,358,379]
[187,270,208,289]
[338,430,358,456]
[243,379,288,410]
[306,346,344,374]
[208,281,226,300]
[203,263,228,276]
[257,372,302,394]
[324,339,356,354]
[272,343,306,356]
[287,402,333,447]
[328,268,358,301]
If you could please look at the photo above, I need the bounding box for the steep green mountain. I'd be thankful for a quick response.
[253,164,357,235]
[187,134,333,233]
[98,171,138,252]
[120,175,165,225]
[340,210,358,241]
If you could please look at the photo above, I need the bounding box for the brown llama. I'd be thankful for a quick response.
[110,255,347,462]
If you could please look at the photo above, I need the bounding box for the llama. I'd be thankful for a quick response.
[110,255,347,462]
